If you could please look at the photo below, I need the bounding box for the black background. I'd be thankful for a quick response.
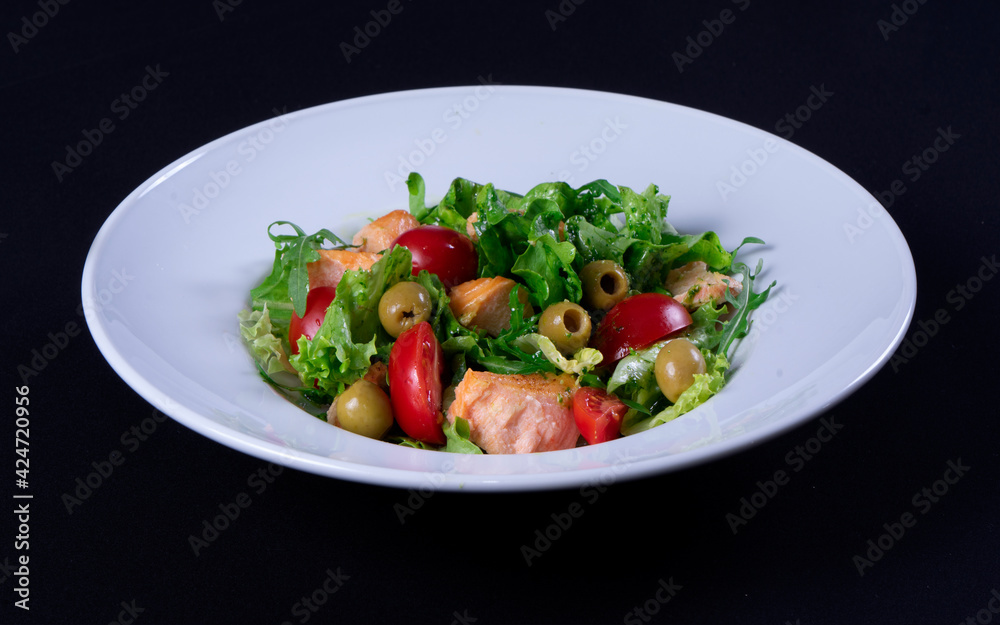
[3,1,999,624]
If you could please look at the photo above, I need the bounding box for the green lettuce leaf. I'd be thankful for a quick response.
[513,334,603,376]
[622,350,729,435]
[237,305,290,376]
[511,234,582,309]
[443,417,483,454]
[290,246,412,397]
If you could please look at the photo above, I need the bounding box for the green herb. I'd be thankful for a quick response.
[250,221,348,321]
[718,253,775,359]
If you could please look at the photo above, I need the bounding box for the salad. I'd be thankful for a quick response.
[239,173,774,454]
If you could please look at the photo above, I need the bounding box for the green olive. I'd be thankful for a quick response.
[580,260,630,311]
[378,281,432,338]
[332,380,394,439]
[654,338,706,403]
[538,301,592,355]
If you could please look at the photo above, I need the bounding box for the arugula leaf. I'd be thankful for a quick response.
[250,221,348,320]
[678,301,728,351]
[718,256,775,358]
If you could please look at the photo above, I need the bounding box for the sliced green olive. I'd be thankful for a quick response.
[580,260,630,311]
[538,301,592,355]
[332,380,394,439]
[378,281,432,338]
[654,338,706,403]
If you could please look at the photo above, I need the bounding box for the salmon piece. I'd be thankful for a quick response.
[665,261,743,311]
[362,360,388,392]
[307,249,381,290]
[448,277,531,337]
[351,209,419,253]
[465,212,479,242]
[447,370,580,454]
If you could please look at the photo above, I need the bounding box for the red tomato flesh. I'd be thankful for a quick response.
[388,321,446,445]
[592,293,693,365]
[572,386,628,445]
[391,225,478,288]
[288,286,337,355]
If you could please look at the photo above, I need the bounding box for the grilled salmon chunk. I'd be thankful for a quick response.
[307,249,381,290]
[665,261,743,311]
[351,209,419,253]
[448,276,532,337]
[447,370,580,454]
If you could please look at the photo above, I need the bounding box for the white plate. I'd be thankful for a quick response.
[82,86,915,492]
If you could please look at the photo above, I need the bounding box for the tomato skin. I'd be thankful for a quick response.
[391,225,478,288]
[288,286,337,355]
[387,321,446,445]
[592,293,693,365]
[572,386,628,445]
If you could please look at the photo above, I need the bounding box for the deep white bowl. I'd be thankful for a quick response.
[82,86,916,491]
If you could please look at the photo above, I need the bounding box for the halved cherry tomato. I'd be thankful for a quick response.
[391,225,478,288]
[288,286,337,354]
[387,321,446,445]
[591,293,693,365]
[572,386,628,445]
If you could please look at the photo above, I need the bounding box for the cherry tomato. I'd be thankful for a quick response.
[387,321,446,445]
[391,225,478,288]
[288,286,337,354]
[591,293,693,365]
[572,386,628,445]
